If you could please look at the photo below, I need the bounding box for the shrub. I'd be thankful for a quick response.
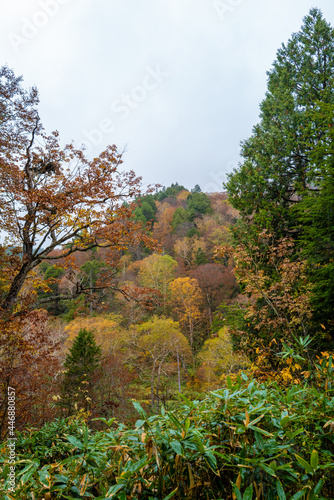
[1,357,334,499]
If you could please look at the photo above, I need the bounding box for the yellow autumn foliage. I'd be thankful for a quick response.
[198,327,250,388]
[64,314,124,353]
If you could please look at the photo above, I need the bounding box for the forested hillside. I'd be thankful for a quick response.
[1,7,334,500]
[1,178,243,431]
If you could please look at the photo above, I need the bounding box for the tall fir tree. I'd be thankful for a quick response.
[225,8,334,340]
[60,329,101,415]
[295,102,334,335]
[226,8,334,234]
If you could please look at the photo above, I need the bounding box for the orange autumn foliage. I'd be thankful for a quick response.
[0,66,156,316]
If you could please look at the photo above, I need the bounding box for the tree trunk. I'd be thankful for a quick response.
[177,347,181,393]
[150,359,156,410]
[156,360,164,413]
[206,292,212,328]
[1,260,35,314]
[90,268,93,317]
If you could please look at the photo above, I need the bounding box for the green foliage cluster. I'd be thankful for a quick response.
[171,207,188,231]
[171,192,212,231]
[186,192,213,221]
[135,184,212,232]
[154,183,186,201]
[134,184,211,229]
[133,195,158,224]
[191,184,201,194]
[2,358,334,499]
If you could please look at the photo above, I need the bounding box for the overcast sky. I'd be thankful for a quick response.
[2,1,334,192]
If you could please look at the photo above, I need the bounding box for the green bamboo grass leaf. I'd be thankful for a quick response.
[248,425,273,437]
[92,417,116,428]
[280,416,290,427]
[314,478,324,495]
[167,412,183,430]
[286,428,304,439]
[258,463,277,477]
[163,488,178,500]
[177,392,193,405]
[65,435,84,449]
[192,435,205,453]
[135,419,146,428]
[120,470,133,480]
[291,490,307,500]
[310,449,319,470]
[129,456,150,473]
[232,485,243,500]
[17,460,40,484]
[38,465,51,488]
[243,484,254,500]
[170,440,183,456]
[204,450,218,471]
[54,474,69,484]
[132,401,147,418]
[106,482,124,497]
[248,414,265,427]
[276,479,286,500]
[86,458,99,468]
[82,425,89,446]
[295,454,313,474]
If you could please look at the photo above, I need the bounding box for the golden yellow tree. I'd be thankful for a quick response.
[137,253,177,308]
[122,316,191,409]
[198,327,249,389]
[169,277,203,350]
[64,314,123,353]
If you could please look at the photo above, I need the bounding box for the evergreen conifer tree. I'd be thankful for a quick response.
[225,8,334,339]
[60,329,101,415]
[226,8,334,229]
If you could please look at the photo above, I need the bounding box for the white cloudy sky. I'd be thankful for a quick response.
[1,0,334,192]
